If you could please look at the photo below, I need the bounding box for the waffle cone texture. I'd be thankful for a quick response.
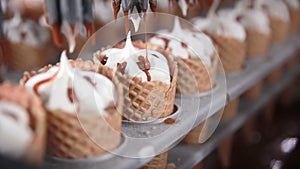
[245,29,271,58]
[222,99,239,120]
[265,67,282,85]
[243,82,263,100]
[142,151,168,169]
[94,41,178,121]
[0,82,46,165]
[182,122,206,144]
[176,51,219,94]
[269,17,290,44]
[289,8,300,33]
[205,33,246,73]
[20,59,123,159]
[3,40,59,70]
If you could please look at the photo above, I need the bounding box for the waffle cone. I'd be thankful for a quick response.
[176,51,218,94]
[20,59,123,159]
[245,29,271,58]
[142,151,168,169]
[284,52,298,70]
[95,42,178,121]
[265,67,282,85]
[243,82,263,100]
[206,33,246,73]
[289,8,300,33]
[47,107,121,159]
[3,40,59,70]
[182,122,206,144]
[0,83,46,165]
[222,99,239,121]
[269,17,290,44]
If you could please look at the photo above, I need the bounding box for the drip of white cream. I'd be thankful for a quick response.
[208,0,221,17]
[61,22,76,53]
[101,32,171,84]
[39,16,50,28]
[130,13,142,32]
[0,101,33,158]
[178,0,188,16]
[25,51,115,115]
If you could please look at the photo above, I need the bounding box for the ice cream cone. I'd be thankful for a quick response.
[289,8,300,33]
[218,136,233,169]
[243,82,263,100]
[115,71,176,121]
[95,42,178,121]
[0,83,46,165]
[222,99,239,121]
[284,52,298,70]
[4,40,58,70]
[265,67,282,85]
[182,122,206,144]
[245,29,271,57]
[206,33,246,73]
[269,17,290,44]
[166,163,177,169]
[176,51,218,94]
[20,59,123,159]
[142,151,168,169]
[46,107,121,159]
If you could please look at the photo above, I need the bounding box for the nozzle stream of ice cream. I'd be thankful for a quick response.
[178,0,188,16]
[61,22,76,53]
[129,13,142,32]
[124,31,136,58]
[172,16,182,34]
[208,0,220,18]
[57,51,74,79]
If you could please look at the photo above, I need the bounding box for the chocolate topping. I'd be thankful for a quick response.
[117,62,127,74]
[137,55,151,81]
[100,55,108,65]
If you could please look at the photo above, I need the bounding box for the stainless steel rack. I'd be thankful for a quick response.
[168,62,300,169]
[2,33,299,169]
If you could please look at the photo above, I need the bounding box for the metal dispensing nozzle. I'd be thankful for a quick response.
[168,0,214,12]
[0,0,4,40]
[113,0,157,19]
[44,0,94,46]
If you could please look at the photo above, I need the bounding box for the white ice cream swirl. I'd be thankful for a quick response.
[100,32,171,85]
[236,0,290,22]
[149,17,215,67]
[0,101,33,159]
[25,52,115,115]
[3,13,50,47]
[283,0,300,9]
[192,15,246,42]
[218,8,271,34]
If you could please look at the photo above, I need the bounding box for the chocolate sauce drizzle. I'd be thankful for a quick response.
[100,55,108,65]
[2,111,19,122]
[33,71,59,96]
[117,62,127,74]
[137,55,151,81]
